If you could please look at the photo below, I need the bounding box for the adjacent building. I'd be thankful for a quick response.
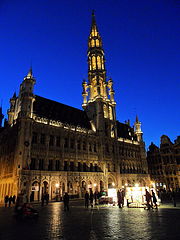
[0,13,150,203]
[147,135,180,190]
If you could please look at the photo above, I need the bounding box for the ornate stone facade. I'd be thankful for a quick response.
[147,135,180,190]
[0,13,150,203]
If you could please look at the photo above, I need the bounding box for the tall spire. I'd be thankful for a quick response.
[26,67,33,78]
[89,11,102,50]
[134,115,143,142]
[82,12,117,137]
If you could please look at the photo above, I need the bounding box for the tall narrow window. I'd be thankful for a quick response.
[97,56,101,69]
[30,158,36,170]
[39,159,44,170]
[96,39,99,47]
[70,162,74,171]
[48,160,53,171]
[83,163,86,172]
[91,39,95,47]
[90,163,93,172]
[92,56,96,70]
[32,132,38,144]
[64,161,68,171]
[78,162,81,171]
[55,160,60,171]
[49,135,54,146]
[40,134,45,144]
[83,141,86,150]
[56,136,60,147]
[77,140,81,150]
[70,139,74,149]
[64,138,68,148]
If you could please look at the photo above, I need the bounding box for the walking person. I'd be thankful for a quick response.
[4,195,9,207]
[41,193,45,207]
[12,195,16,205]
[85,191,89,208]
[171,190,176,207]
[117,189,123,208]
[145,189,153,210]
[89,190,94,208]
[151,190,158,209]
[45,192,49,205]
[63,192,69,211]
[9,196,13,207]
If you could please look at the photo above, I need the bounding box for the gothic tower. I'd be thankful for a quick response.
[82,12,116,137]
[134,115,143,142]
[18,67,36,118]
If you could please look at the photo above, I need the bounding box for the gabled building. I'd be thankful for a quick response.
[147,135,180,190]
[0,13,150,203]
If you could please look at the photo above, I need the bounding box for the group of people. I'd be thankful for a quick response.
[84,190,101,208]
[4,195,16,207]
[144,189,158,210]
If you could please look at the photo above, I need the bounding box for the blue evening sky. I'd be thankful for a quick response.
[0,0,179,148]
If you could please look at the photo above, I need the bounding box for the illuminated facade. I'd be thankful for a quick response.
[0,13,150,203]
[147,135,180,190]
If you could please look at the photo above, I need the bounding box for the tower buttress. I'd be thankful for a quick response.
[18,68,36,118]
[82,12,116,137]
[134,115,143,142]
[7,92,16,125]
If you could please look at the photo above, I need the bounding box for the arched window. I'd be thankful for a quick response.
[91,39,95,47]
[103,104,108,118]
[96,39,99,47]
[109,106,113,120]
[97,56,101,69]
[92,56,96,70]
[101,57,104,69]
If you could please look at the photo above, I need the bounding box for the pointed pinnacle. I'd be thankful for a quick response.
[136,115,139,123]
[27,67,33,77]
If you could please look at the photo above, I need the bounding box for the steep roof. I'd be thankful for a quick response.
[116,121,137,141]
[33,95,91,129]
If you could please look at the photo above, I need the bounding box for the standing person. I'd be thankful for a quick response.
[41,193,45,207]
[117,190,123,208]
[145,189,153,210]
[63,192,69,211]
[9,196,13,207]
[121,189,125,207]
[45,193,49,205]
[4,195,9,207]
[89,190,94,208]
[12,195,16,205]
[94,191,97,205]
[151,190,158,209]
[85,191,89,208]
[171,190,176,207]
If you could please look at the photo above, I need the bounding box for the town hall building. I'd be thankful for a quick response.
[0,13,150,203]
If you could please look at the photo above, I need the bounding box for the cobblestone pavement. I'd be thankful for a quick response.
[0,200,180,240]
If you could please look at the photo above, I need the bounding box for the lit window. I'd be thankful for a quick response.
[97,56,101,69]
[92,56,96,70]
[91,39,95,47]
[96,39,99,47]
